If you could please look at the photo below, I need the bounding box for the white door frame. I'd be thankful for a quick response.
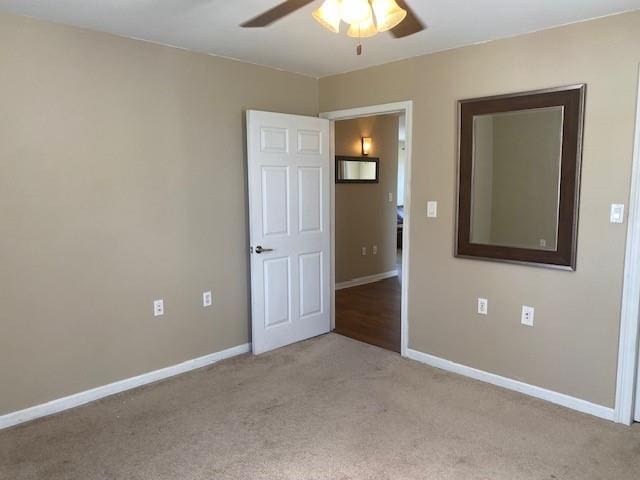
[320,101,414,357]
[615,64,640,425]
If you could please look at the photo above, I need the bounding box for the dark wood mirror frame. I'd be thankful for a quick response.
[335,156,380,184]
[456,84,586,270]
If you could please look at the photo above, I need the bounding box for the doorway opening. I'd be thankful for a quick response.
[321,102,413,356]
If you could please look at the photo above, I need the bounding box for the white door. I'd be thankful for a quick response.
[636,357,640,422]
[247,110,331,354]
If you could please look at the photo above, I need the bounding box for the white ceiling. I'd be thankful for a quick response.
[1,0,639,77]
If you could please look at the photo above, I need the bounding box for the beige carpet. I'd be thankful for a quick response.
[1,333,639,479]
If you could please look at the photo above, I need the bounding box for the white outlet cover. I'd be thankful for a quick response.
[388,192,393,202]
[153,299,164,317]
[203,291,212,307]
[521,305,535,326]
[361,246,367,256]
[372,245,378,255]
[477,298,488,315]
[427,201,438,218]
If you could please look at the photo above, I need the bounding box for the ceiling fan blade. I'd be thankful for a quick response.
[390,0,426,38]
[241,0,316,28]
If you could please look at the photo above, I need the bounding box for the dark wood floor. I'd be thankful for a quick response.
[334,277,401,353]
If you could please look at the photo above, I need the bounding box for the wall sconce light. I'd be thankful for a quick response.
[361,136,372,156]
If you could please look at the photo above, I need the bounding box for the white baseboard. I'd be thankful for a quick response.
[335,270,398,290]
[0,342,251,430]
[405,348,615,422]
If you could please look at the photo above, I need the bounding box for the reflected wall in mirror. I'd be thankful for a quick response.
[471,107,563,251]
[457,85,585,269]
[336,156,379,183]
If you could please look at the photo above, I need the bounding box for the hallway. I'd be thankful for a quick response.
[334,277,401,353]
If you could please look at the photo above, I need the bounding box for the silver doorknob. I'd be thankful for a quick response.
[254,245,273,254]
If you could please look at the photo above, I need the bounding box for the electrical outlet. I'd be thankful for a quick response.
[388,192,393,202]
[203,291,212,307]
[372,245,378,255]
[477,298,488,315]
[521,305,535,326]
[361,246,367,256]
[539,239,546,248]
[153,299,164,317]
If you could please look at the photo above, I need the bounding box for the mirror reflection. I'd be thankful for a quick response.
[470,106,564,251]
[336,156,379,183]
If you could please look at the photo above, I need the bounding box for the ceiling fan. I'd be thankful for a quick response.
[241,0,425,55]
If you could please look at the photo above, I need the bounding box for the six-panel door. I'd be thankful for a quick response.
[247,110,331,354]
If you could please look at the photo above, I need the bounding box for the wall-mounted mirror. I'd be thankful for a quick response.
[336,156,379,183]
[456,85,585,270]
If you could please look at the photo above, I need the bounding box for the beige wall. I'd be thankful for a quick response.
[335,115,399,283]
[320,11,640,407]
[3,8,639,416]
[0,12,318,415]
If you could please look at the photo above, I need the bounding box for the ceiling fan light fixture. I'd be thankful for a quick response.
[340,0,371,25]
[347,9,378,38]
[371,0,407,32]
[312,0,342,33]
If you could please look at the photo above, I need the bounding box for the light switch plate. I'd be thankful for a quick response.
[427,201,438,218]
[153,299,164,317]
[388,192,393,203]
[477,298,488,315]
[372,245,378,255]
[361,246,367,256]
[521,305,534,326]
[203,291,212,307]
[610,204,625,224]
